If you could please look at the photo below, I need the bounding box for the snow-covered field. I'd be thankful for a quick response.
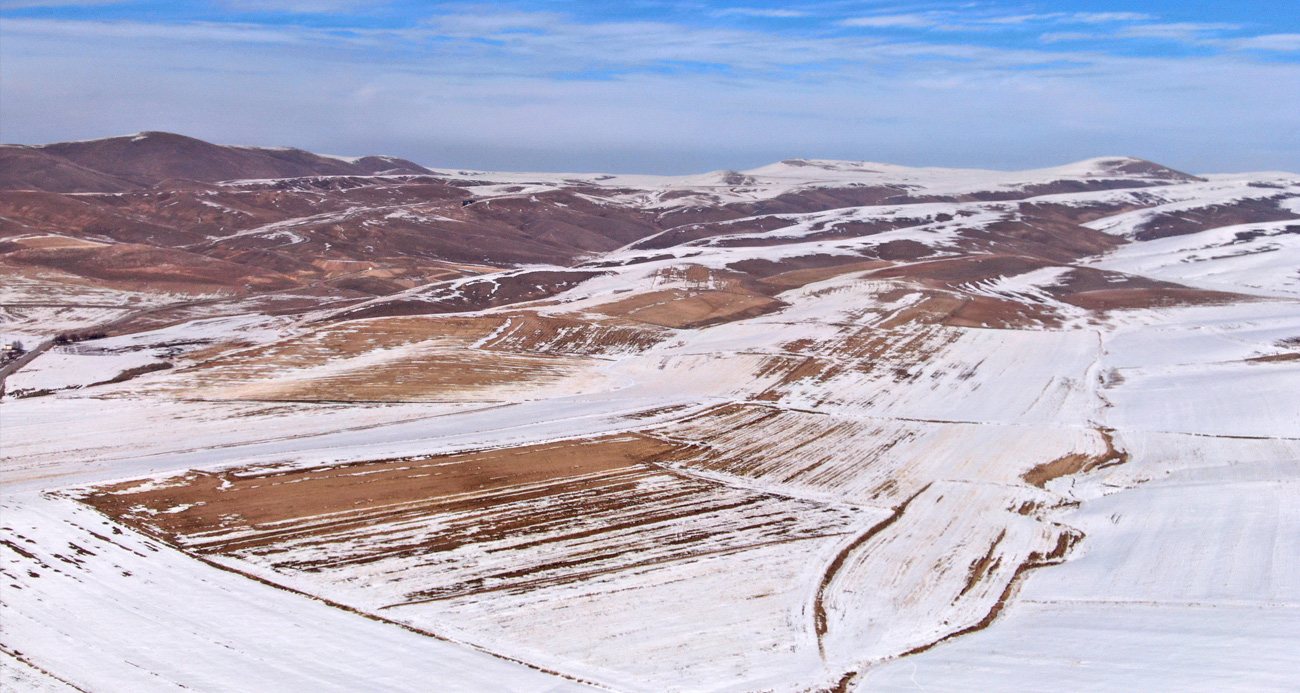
[855,453,1300,692]
[3,158,1298,692]
[0,493,600,693]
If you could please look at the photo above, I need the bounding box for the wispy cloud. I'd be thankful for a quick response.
[423,11,562,35]
[978,14,1058,26]
[714,8,807,19]
[0,0,135,7]
[1,17,321,44]
[1225,33,1300,52]
[841,14,936,29]
[1071,12,1152,24]
[1038,32,1095,44]
[841,9,1162,33]
[1120,22,1239,41]
[218,0,388,13]
[1042,20,1242,46]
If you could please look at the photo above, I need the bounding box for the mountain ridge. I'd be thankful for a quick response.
[0,131,434,193]
[1,131,1204,194]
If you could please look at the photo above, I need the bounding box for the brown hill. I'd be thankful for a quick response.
[0,132,434,192]
[0,147,139,193]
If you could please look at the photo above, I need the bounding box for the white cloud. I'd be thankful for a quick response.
[1041,21,1243,46]
[1071,12,1152,24]
[0,0,134,7]
[423,11,564,34]
[1224,33,1300,52]
[0,17,319,44]
[1119,22,1239,41]
[217,0,386,12]
[714,8,807,19]
[979,14,1060,26]
[841,14,936,29]
[1039,32,1099,44]
[843,10,1159,33]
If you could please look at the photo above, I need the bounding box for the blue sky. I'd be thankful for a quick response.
[2,1,1297,173]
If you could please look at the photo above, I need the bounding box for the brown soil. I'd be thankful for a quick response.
[213,350,594,402]
[97,361,172,385]
[707,218,917,249]
[595,288,784,329]
[871,255,1056,287]
[478,313,669,356]
[1061,287,1243,311]
[1022,453,1095,488]
[876,293,967,329]
[955,218,1121,264]
[959,529,1007,597]
[329,270,604,322]
[1047,267,1247,311]
[167,310,665,401]
[944,295,1059,329]
[1247,352,1300,363]
[757,260,892,292]
[867,259,1241,325]
[1134,198,1298,241]
[85,435,669,534]
[1017,201,1150,225]
[197,316,500,366]
[1023,429,1128,487]
[727,253,876,279]
[863,239,938,261]
[82,433,862,603]
[4,243,297,292]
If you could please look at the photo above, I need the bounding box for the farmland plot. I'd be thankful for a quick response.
[78,435,883,690]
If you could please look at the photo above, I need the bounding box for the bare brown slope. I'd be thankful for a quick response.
[0,147,140,193]
[2,132,434,192]
[3,243,297,292]
[1133,197,1300,241]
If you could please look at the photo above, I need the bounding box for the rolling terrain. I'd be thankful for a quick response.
[2,133,1298,692]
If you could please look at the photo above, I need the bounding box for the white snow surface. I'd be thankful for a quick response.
[437,156,1204,209]
[0,493,597,693]
[854,450,1300,692]
[1091,218,1300,297]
